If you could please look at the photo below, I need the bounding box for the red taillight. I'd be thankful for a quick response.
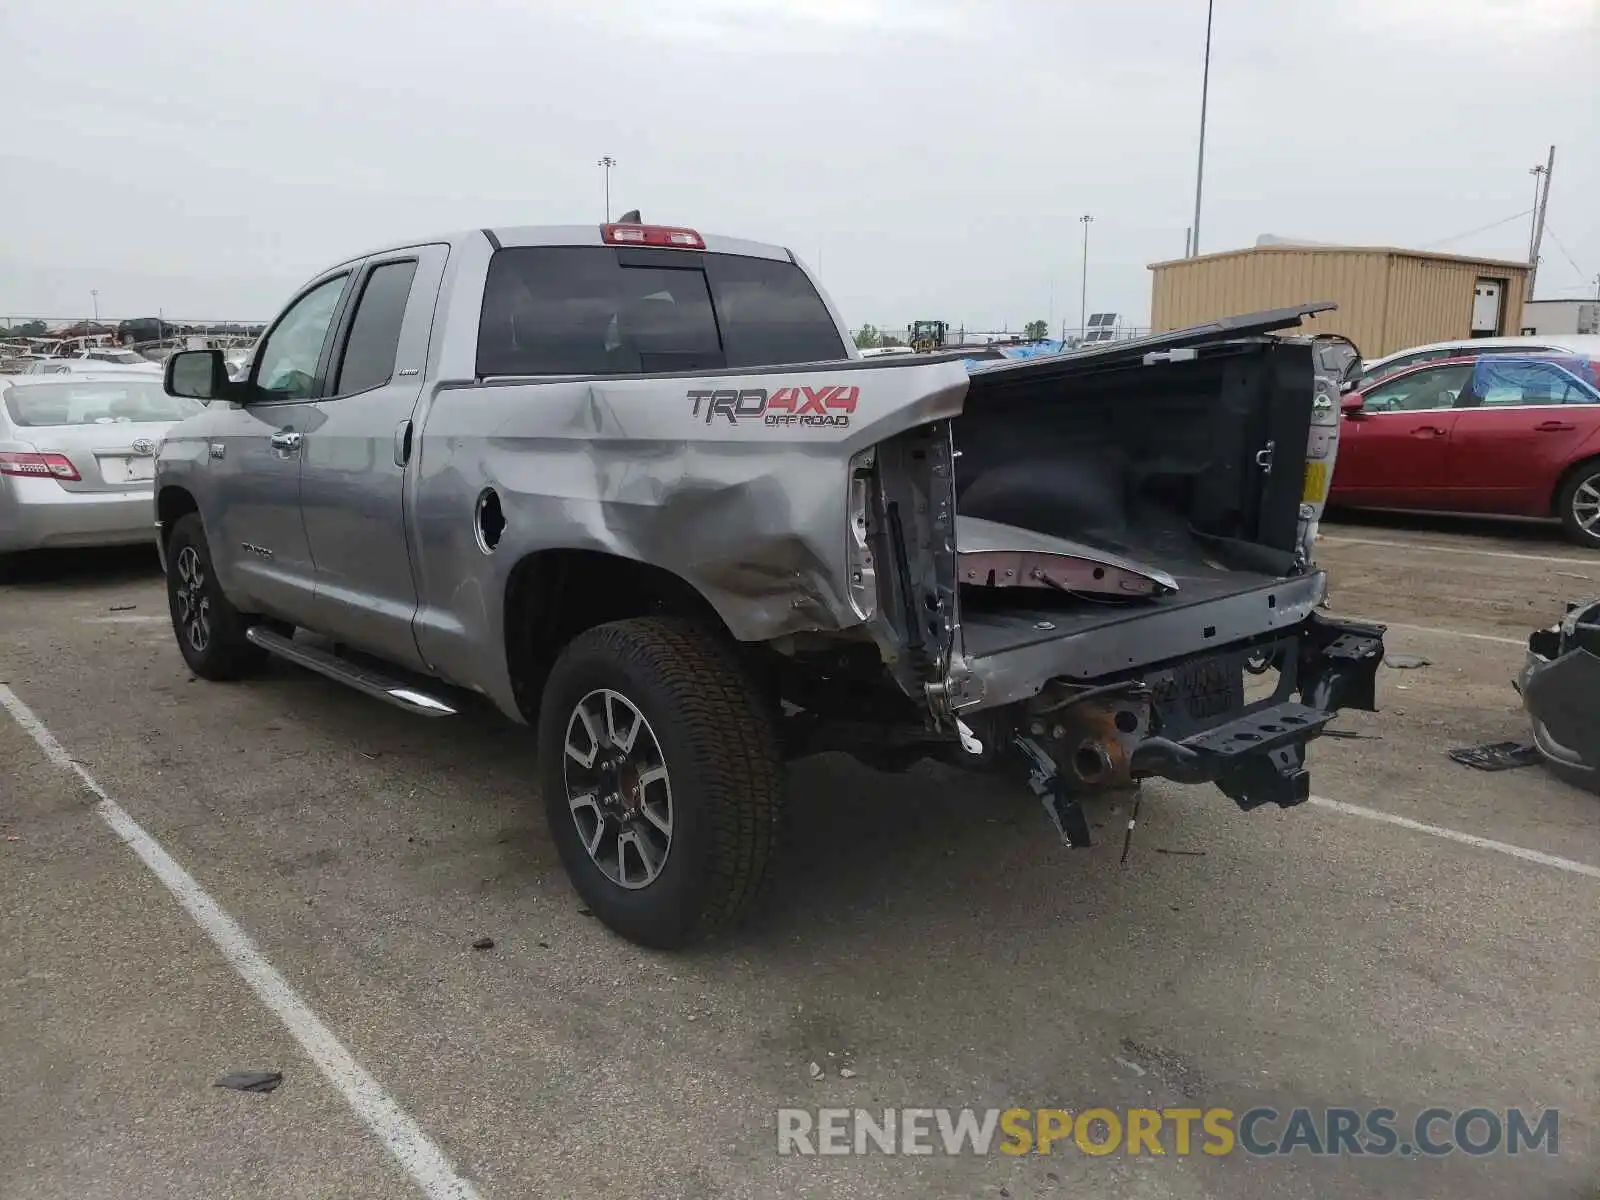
[601,223,705,250]
[0,451,80,481]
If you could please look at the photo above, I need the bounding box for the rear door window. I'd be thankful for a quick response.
[1473,360,1592,406]
[476,246,845,376]
[333,260,419,395]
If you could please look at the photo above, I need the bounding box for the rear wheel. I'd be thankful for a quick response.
[1557,460,1600,549]
[537,617,783,948]
[165,514,269,680]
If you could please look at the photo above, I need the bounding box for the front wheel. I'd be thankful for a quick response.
[165,514,269,680]
[537,617,784,949]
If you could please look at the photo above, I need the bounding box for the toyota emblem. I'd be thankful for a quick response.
[131,438,157,456]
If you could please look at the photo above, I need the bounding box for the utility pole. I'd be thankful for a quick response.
[1527,167,1544,258]
[597,156,617,223]
[1527,145,1555,300]
[91,289,99,324]
[1190,0,1215,257]
[1079,214,1094,340]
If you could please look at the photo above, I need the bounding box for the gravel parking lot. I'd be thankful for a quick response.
[3,512,1596,1200]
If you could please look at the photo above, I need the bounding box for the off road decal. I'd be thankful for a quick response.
[688,385,859,428]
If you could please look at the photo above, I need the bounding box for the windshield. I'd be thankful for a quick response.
[85,349,146,364]
[3,380,204,427]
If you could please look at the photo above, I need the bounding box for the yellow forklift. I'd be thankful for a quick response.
[909,320,948,353]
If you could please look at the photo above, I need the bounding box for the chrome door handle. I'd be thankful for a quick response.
[269,430,302,452]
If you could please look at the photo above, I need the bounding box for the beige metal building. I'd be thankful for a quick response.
[1149,245,1530,358]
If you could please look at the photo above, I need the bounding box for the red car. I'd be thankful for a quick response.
[1329,354,1600,547]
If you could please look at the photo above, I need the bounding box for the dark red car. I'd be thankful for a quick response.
[1330,354,1600,547]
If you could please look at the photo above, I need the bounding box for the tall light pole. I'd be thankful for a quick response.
[1527,163,1546,259]
[91,289,99,324]
[1527,145,1555,299]
[1190,0,1215,257]
[1079,214,1094,340]
[597,156,617,223]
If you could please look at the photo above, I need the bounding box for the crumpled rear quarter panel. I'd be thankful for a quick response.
[409,362,968,714]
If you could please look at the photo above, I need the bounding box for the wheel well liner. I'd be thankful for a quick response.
[503,549,731,722]
[156,486,199,554]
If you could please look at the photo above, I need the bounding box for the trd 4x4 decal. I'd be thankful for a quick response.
[688,385,860,428]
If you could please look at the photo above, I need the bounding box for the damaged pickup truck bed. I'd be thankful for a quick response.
[154,221,1385,947]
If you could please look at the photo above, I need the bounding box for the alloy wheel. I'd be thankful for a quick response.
[1572,474,1600,536]
[562,689,674,890]
[173,545,212,654]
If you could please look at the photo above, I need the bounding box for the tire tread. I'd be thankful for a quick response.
[544,616,783,944]
[167,513,268,680]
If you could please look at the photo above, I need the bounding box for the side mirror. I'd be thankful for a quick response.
[165,349,235,403]
[1340,391,1366,415]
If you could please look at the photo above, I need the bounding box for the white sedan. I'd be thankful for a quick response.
[0,374,204,555]
[1354,334,1600,390]
[22,356,163,378]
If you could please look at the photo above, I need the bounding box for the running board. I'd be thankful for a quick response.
[244,626,458,717]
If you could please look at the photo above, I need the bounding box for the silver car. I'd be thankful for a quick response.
[0,374,204,554]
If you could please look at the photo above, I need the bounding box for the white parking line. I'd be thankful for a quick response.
[1310,795,1600,881]
[0,684,483,1200]
[1373,621,1526,647]
[1319,535,1595,568]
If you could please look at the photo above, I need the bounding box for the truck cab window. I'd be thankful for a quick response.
[475,246,844,376]
[703,254,846,367]
[334,261,419,396]
[254,275,349,401]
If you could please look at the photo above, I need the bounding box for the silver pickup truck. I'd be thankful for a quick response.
[156,220,1385,947]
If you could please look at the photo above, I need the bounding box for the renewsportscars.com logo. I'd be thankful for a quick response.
[688,385,859,428]
[776,1106,1561,1158]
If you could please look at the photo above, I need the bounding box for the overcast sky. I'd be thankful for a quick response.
[2,0,1595,332]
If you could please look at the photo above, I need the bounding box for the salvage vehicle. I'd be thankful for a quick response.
[154,221,1385,948]
[1,374,203,556]
[1519,598,1600,794]
[1330,353,1600,547]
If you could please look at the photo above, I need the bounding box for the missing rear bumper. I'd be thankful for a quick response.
[1128,701,1333,809]
[979,613,1385,843]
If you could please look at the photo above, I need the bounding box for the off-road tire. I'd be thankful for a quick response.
[1556,459,1600,550]
[537,617,784,949]
[165,513,270,680]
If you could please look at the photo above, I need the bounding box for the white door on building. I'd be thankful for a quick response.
[1471,278,1504,334]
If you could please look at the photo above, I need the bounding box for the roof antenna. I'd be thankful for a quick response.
[618,209,641,224]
